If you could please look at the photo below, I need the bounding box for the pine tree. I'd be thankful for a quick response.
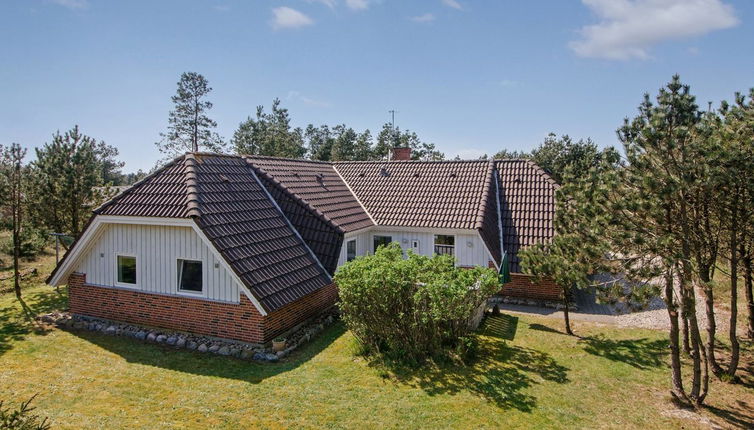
[232,98,305,158]
[614,76,710,405]
[29,126,103,238]
[156,72,225,156]
[519,148,621,335]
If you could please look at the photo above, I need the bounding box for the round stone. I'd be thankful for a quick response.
[187,341,198,351]
[155,335,167,343]
[197,344,208,353]
[218,346,231,356]
[175,338,186,348]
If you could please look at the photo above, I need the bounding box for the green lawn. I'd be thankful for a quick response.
[1,284,752,429]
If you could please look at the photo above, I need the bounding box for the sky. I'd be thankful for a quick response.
[1,0,753,173]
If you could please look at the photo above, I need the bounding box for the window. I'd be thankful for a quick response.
[433,235,455,256]
[178,259,203,293]
[373,235,392,253]
[117,255,137,285]
[346,239,357,262]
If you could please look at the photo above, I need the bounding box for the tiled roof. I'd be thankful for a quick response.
[249,161,343,275]
[98,158,189,218]
[245,156,374,233]
[334,160,491,230]
[92,153,333,313]
[495,159,558,272]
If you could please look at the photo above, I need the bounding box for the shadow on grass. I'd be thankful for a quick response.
[0,288,66,357]
[578,335,666,370]
[705,402,754,430]
[528,323,565,335]
[481,313,518,340]
[70,321,347,383]
[377,314,569,412]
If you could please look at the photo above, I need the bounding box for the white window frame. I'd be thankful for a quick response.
[346,238,357,262]
[433,234,456,257]
[372,234,393,253]
[176,257,204,296]
[114,253,139,288]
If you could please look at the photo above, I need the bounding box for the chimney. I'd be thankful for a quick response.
[391,147,412,161]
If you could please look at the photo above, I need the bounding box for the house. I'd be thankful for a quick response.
[47,148,558,344]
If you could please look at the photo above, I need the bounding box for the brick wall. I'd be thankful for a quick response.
[499,273,561,301]
[263,282,338,340]
[67,273,337,344]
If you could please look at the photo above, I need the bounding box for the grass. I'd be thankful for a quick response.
[0,252,752,429]
[0,285,751,429]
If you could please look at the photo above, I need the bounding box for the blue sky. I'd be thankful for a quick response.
[1,0,753,172]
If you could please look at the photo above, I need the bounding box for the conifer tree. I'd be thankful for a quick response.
[156,72,225,156]
[232,98,305,158]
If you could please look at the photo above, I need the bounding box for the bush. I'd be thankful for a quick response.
[1,227,48,259]
[0,394,51,430]
[335,242,498,364]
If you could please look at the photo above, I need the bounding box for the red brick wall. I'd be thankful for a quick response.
[499,273,561,301]
[264,283,338,340]
[67,273,337,344]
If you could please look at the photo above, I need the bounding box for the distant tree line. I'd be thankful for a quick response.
[155,72,444,162]
[491,133,605,185]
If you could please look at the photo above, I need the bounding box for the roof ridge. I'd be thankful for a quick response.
[333,158,490,165]
[93,153,186,215]
[522,159,560,188]
[244,154,334,165]
[243,157,346,235]
[473,159,496,230]
[331,164,378,227]
[187,151,243,159]
[184,153,201,218]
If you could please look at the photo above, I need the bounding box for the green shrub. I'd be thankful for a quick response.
[0,394,51,430]
[335,242,498,364]
[1,227,48,258]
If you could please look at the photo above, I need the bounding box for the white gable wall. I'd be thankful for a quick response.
[75,223,241,303]
[337,227,493,268]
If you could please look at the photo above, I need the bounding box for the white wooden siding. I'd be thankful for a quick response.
[337,228,492,268]
[76,223,241,303]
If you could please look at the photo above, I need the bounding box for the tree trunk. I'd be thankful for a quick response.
[726,206,740,378]
[12,158,21,300]
[562,285,573,336]
[700,274,721,376]
[665,272,687,403]
[681,310,691,355]
[12,196,21,301]
[744,255,754,339]
[681,271,708,406]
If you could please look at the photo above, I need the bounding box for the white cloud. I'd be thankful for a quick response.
[498,79,519,88]
[441,0,462,10]
[570,0,738,60]
[271,7,314,30]
[287,91,331,108]
[345,0,369,11]
[50,0,88,10]
[307,0,336,9]
[411,13,435,23]
[213,4,230,12]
